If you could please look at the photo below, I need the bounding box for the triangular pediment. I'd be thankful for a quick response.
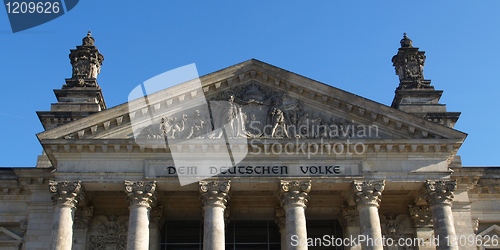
[37,59,466,158]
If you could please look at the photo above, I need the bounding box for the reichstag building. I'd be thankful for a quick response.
[0,33,499,250]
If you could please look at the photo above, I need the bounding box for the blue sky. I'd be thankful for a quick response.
[0,1,499,167]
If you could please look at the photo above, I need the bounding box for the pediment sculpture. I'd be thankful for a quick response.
[136,83,381,141]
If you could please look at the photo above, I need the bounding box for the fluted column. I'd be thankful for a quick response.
[275,207,287,250]
[49,180,84,250]
[352,180,385,250]
[124,180,157,250]
[422,180,458,250]
[278,180,311,250]
[409,205,435,250]
[200,180,231,250]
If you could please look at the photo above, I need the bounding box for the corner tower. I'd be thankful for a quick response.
[37,31,106,131]
[391,33,460,128]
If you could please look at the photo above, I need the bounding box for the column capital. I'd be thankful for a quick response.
[278,180,311,208]
[422,180,456,206]
[199,180,231,209]
[339,205,359,228]
[74,206,94,230]
[49,180,84,207]
[124,180,157,208]
[352,180,385,208]
[408,205,433,228]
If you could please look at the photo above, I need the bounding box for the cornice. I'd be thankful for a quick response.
[36,59,467,167]
[37,60,467,141]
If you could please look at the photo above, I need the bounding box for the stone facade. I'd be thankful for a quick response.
[1,33,499,250]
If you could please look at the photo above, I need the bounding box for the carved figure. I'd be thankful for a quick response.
[188,110,208,139]
[245,113,263,138]
[209,96,246,139]
[309,113,322,139]
[270,108,289,138]
[297,113,311,138]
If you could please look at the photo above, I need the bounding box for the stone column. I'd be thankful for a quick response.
[49,180,84,250]
[72,206,94,250]
[200,180,231,250]
[340,206,362,250]
[275,207,287,250]
[124,180,157,250]
[352,180,385,250]
[409,205,435,250]
[278,180,311,250]
[422,180,458,250]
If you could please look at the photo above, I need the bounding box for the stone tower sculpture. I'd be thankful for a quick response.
[37,31,107,131]
[391,33,460,128]
[66,31,105,88]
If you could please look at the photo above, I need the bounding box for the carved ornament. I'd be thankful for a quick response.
[278,180,311,208]
[49,180,84,207]
[352,180,385,208]
[422,180,456,206]
[124,180,157,207]
[89,215,128,250]
[199,180,231,209]
[408,205,433,228]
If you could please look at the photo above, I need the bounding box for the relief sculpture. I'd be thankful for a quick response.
[136,83,381,141]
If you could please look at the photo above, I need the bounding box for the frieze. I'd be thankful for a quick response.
[135,82,383,141]
[145,159,361,179]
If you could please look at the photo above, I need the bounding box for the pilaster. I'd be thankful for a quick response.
[340,206,361,250]
[72,206,93,250]
[409,205,435,250]
[275,206,286,250]
[149,206,165,250]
